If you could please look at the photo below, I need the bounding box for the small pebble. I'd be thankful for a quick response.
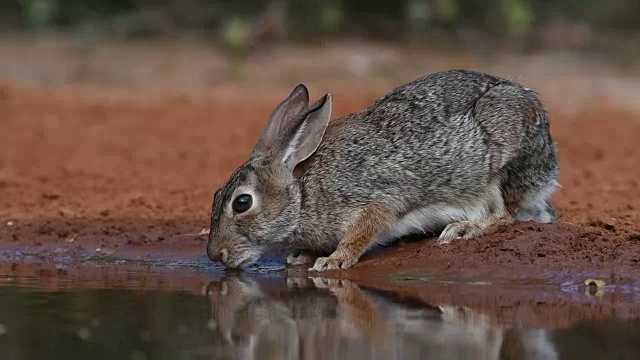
[5,221,14,227]
[207,319,217,330]
[0,324,7,335]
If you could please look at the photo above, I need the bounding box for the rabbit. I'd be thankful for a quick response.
[207,69,559,271]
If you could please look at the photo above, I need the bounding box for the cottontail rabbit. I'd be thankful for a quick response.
[207,69,559,271]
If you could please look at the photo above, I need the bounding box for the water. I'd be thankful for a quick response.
[0,273,639,360]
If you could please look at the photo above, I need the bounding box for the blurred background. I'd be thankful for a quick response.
[0,0,639,102]
[2,0,640,50]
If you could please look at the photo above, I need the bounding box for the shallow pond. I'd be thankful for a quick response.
[0,267,640,360]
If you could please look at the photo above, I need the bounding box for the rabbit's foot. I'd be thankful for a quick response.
[309,255,358,271]
[310,204,392,271]
[286,251,317,266]
[437,214,516,244]
[437,221,482,244]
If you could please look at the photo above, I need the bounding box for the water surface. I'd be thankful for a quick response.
[0,271,639,360]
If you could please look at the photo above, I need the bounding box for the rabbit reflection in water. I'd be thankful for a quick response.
[205,276,558,360]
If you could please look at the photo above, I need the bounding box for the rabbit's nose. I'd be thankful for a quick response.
[219,249,229,263]
[207,246,229,264]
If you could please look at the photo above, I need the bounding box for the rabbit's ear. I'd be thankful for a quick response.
[281,93,332,171]
[251,84,309,159]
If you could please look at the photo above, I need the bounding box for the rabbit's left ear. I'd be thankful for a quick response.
[280,93,332,172]
[251,84,310,159]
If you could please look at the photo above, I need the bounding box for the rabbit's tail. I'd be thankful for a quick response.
[502,142,560,223]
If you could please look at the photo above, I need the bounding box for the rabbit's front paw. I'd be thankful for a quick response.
[437,221,482,244]
[309,255,357,271]
[286,251,317,266]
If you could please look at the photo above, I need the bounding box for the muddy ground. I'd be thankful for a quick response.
[1,39,640,328]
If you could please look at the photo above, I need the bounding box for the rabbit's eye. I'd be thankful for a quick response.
[232,194,253,214]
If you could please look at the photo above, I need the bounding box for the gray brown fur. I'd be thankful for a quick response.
[207,69,559,271]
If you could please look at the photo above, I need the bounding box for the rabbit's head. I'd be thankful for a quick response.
[207,85,332,268]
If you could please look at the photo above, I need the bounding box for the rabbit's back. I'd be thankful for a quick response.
[302,70,557,216]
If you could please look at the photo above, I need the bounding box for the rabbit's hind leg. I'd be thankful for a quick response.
[436,182,514,244]
[436,213,515,244]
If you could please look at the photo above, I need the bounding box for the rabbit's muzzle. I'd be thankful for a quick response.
[207,245,229,264]
[208,235,262,269]
[207,228,231,265]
